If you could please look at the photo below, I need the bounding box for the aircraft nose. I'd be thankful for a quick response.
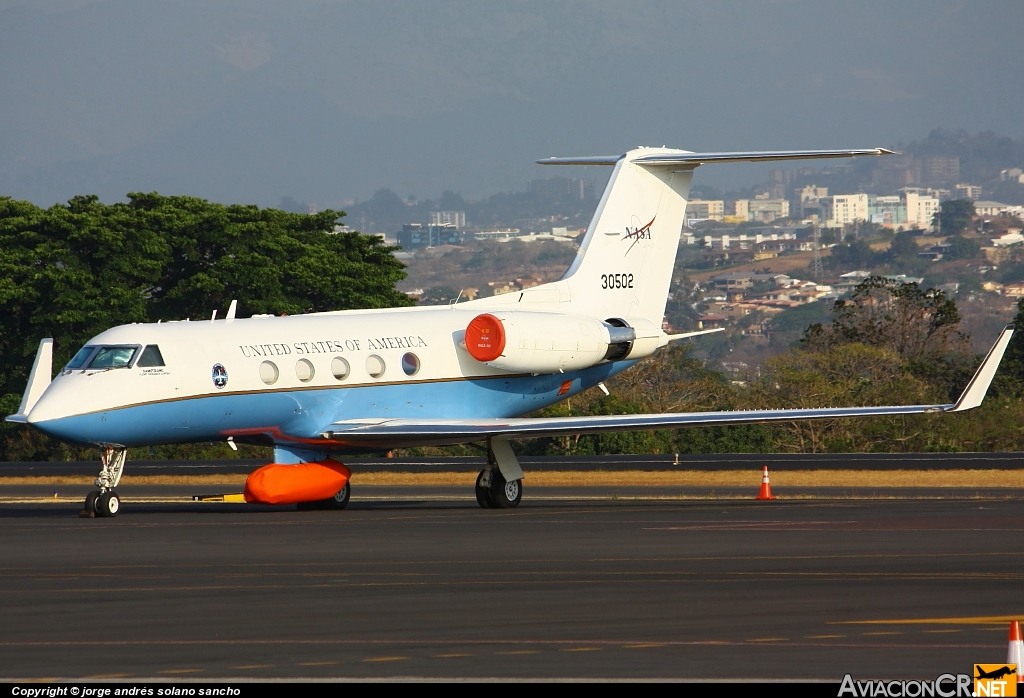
[25,381,72,425]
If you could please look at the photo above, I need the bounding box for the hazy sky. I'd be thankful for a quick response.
[2,0,1022,208]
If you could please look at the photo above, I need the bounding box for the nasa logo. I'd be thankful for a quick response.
[212,363,228,389]
[621,217,654,256]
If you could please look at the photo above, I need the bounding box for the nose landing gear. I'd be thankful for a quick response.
[80,446,126,518]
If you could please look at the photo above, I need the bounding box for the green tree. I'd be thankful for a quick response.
[934,199,975,235]
[942,235,981,261]
[886,230,920,263]
[825,239,877,271]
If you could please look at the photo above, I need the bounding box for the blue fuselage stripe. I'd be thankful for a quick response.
[32,362,633,450]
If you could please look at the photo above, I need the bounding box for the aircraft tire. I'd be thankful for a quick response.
[489,472,522,509]
[300,482,351,511]
[81,490,100,518]
[475,471,495,509]
[96,491,120,518]
[325,482,351,510]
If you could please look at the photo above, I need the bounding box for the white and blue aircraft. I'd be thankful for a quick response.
[6,146,1014,517]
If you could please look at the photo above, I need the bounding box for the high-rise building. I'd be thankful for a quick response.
[904,191,939,229]
[528,177,592,202]
[430,211,466,228]
[920,155,960,184]
[953,184,982,201]
[685,199,725,221]
[824,194,869,227]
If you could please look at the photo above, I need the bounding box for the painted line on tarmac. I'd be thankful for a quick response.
[833,614,1024,625]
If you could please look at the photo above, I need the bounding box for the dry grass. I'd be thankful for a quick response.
[1,469,1024,488]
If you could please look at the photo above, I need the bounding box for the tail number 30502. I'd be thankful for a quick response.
[601,273,634,289]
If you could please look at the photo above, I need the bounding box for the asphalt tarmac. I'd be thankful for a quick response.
[2,482,1023,680]
[4,451,1024,476]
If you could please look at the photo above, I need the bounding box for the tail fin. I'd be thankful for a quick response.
[553,148,693,326]
[467,146,891,326]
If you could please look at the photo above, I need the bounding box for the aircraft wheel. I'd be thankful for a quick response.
[300,482,351,511]
[475,471,495,509]
[325,482,350,510]
[489,472,522,509]
[81,490,101,518]
[96,491,120,518]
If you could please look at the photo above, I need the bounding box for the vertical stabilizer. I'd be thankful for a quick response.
[558,148,693,325]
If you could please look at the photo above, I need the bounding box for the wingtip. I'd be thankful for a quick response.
[948,326,1015,412]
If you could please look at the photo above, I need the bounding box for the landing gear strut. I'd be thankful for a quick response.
[476,438,523,509]
[80,446,125,518]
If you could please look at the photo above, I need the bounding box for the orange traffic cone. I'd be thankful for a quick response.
[756,466,776,500]
[1008,621,1024,682]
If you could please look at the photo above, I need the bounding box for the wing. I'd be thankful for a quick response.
[322,327,1013,449]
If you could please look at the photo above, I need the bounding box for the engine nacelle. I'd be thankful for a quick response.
[463,311,655,374]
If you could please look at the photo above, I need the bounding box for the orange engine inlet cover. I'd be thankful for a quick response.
[465,313,505,362]
[243,459,351,505]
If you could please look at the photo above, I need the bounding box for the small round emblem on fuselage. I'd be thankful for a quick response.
[212,363,228,389]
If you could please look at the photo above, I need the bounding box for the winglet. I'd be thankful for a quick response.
[948,325,1014,412]
[5,338,53,423]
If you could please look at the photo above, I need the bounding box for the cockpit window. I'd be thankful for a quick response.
[137,345,165,367]
[87,346,139,369]
[65,346,97,370]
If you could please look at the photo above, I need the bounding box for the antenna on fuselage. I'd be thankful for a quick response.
[210,309,217,322]
[226,299,238,321]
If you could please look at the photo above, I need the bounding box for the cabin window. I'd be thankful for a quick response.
[65,346,97,370]
[295,358,315,382]
[137,345,165,367]
[401,352,420,376]
[87,346,139,369]
[331,357,350,381]
[366,354,385,379]
[259,361,279,385]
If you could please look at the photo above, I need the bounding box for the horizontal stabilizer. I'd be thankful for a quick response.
[322,327,1012,449]
[538,148,895,167]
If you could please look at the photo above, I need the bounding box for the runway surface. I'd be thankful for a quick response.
[4,451,1023,476]
[2,485,1023,680]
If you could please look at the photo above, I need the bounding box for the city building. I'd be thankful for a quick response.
[430,211,466,228]
[472,228,521,241]
[903,191,939,229]
[396,223,462,249]
[975,201,1012,217]
[824,194,869,227]
[868,196,906,226]
[733,194,790,222]
[796,185,829,219]
[1000,168,1024,183]
[920,155,960,183]
[953,184,983,201]
[685,199,725,222]
[528,177,593,201]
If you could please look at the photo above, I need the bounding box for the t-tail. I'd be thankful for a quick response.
[534,146,894,327]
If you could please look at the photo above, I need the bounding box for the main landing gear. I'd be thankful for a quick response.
[475,437,524,509]
[80,446,126,518]
[297,482,351,511]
